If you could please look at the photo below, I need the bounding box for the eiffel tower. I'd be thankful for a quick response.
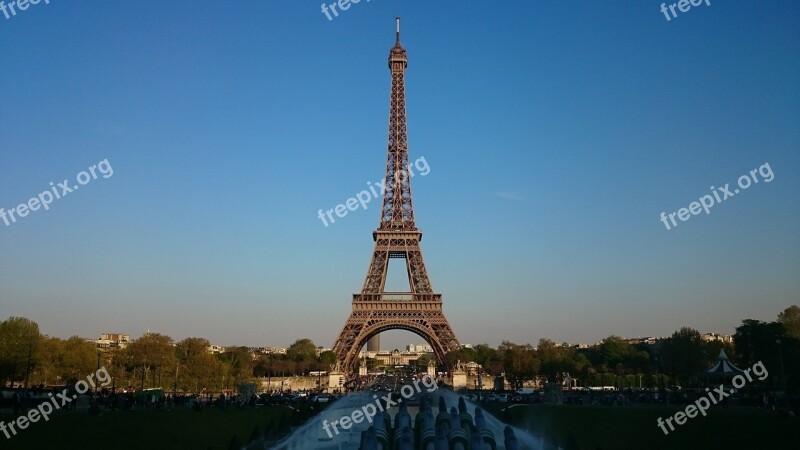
[332,18,461,372]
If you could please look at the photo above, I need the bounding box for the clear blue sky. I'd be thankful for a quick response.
[1,1,798,350]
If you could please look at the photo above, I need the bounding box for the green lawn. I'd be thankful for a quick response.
[0,406,293,450]
[489,404,797,450]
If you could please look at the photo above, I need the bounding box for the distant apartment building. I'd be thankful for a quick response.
[407,344,433,353]
[623,337,660,346]
[701,333,733,343]
[208,344,225,354]
[358,350,378,360]
[263,347,287,355]
[92,333,130,349]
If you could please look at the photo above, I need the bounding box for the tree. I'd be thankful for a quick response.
[535,339,562,381]
[735,316,800,388]
[536,339,590,383]
[595,336,631,367]
[218,346,256,385]
[499,341,538,389]
[175,337,223,392]
[734,320,784,374]
[473,344,503,375]
[778,305,800,339]
[365,357,380,372]
[319,351,337,366]
[660,327,708,387]
[414,354,431,372]
[121,332,176,389]
[443,347,476,370]
[285,339,318,363]
[0,317,41,386]
[176,337,211,360]
[59,336,98,382]
[33,336,64,386]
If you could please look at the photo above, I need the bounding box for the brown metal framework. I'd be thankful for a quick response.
[332,19,461,372]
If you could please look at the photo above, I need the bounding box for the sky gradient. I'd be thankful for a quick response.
[1,1,799,350]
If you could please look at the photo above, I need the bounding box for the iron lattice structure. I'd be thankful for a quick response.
[332,19,461,372]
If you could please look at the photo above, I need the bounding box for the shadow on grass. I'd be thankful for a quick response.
[0,406,293,450]
[488,404,796,450]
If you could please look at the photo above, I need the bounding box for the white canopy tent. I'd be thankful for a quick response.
[706,349,744,377]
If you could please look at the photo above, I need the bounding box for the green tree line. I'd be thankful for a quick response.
[444,305,800,390]
[1,306,797,392]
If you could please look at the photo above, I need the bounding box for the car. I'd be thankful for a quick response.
[312,394,333,403]
[278,393,299,404]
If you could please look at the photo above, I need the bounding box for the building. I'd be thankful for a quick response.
[623,337,660,346]
[407,344,433,353]
[92,333,130,349]
[701,333,733,344]
[374,349,421,366]
[208,344,225,354]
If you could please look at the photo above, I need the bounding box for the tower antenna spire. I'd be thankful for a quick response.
[395,17,400,44]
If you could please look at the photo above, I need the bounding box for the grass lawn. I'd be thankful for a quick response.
[2,402,795,450]
[488,404,797,450]
[0,406,293,450]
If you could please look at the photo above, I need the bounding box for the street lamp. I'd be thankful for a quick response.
[23,343,33,391]
[158,356,164,388]
[109,352,117,394]
[173,361,179,398]
[477,366,483,401]
[95,352,101,395]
